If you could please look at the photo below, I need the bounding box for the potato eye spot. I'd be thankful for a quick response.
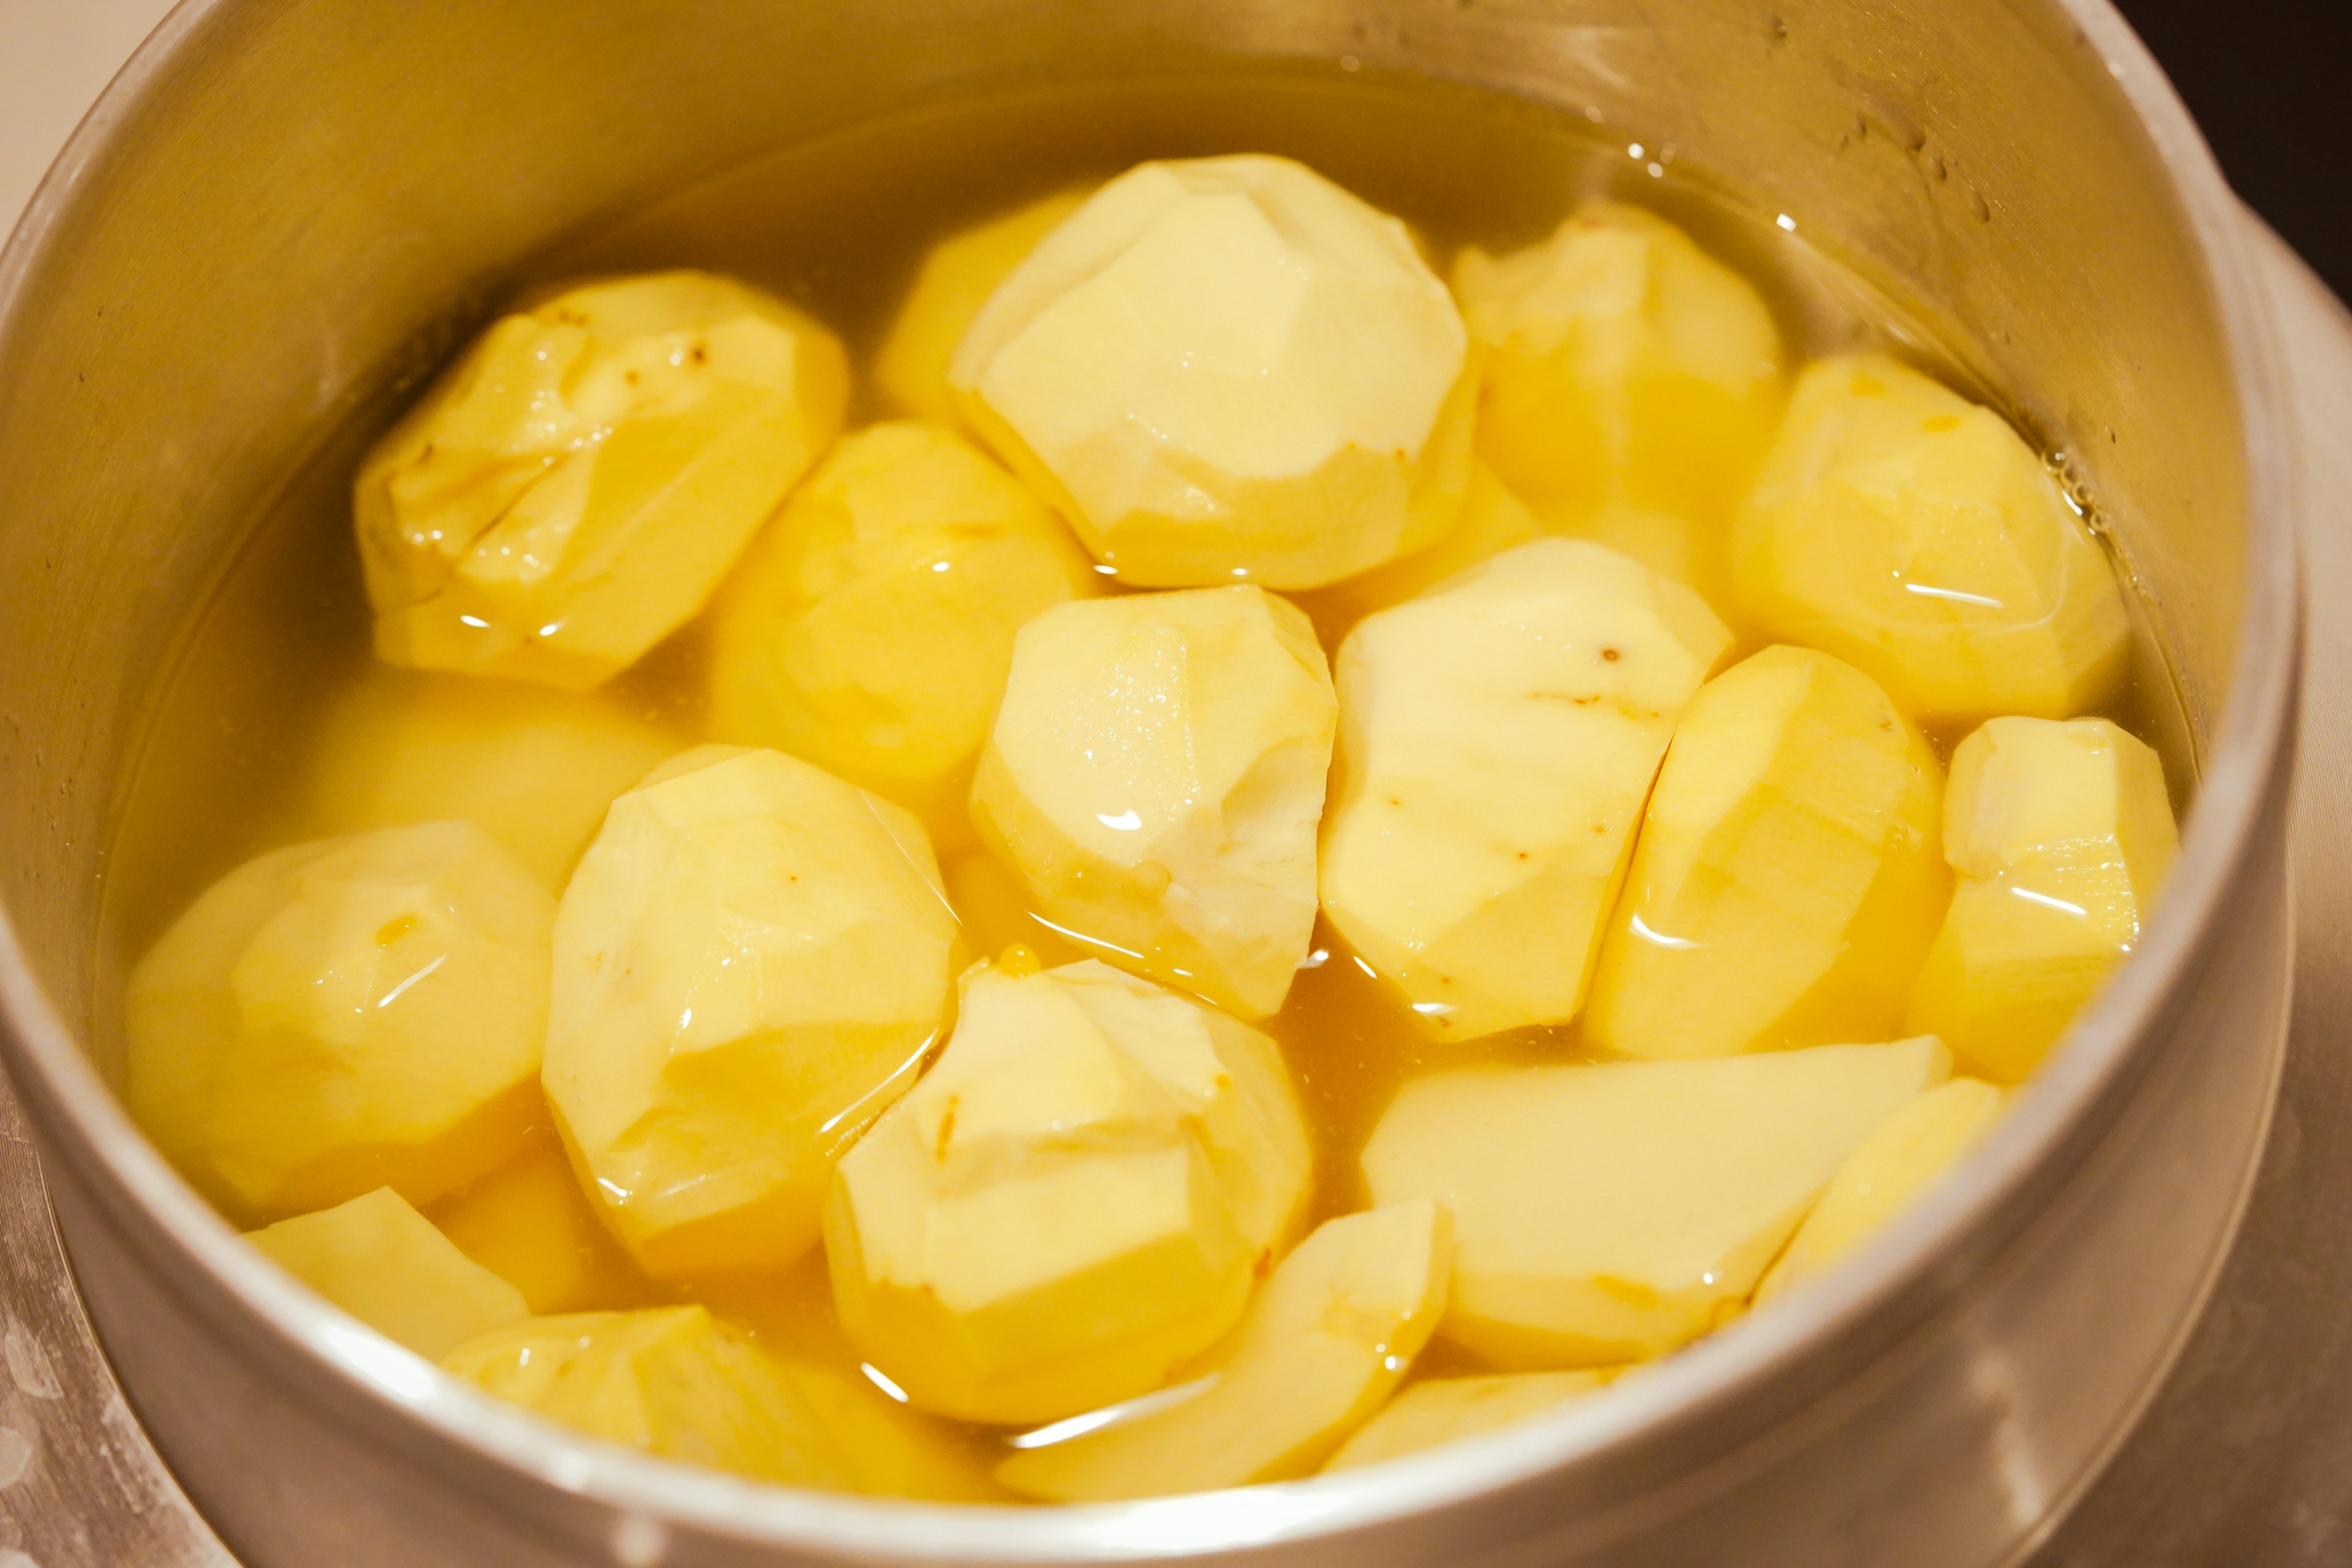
[374,914,420,947]
[1923,413,1961,432]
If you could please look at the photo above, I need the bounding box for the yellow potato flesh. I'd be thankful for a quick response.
[1361,1039,1950,1366]
[939,846,1084,970]
[875,190,1092,426]
[827,960,1310,1425]
[295,666,680,890]
[427,1129,646,1314]
[544,746,959,1280]
[245,1187,529,1359]
[971,585,1336,1019]
[951,155,1473,589]
[995,1199,1452,1500]
[1906,716,2177,1082]
[1587,645,1948,1060]
[706,420,1098,850]
[1453,199,1783,606]
[356,271,847,688]
[1319,538,1730,1039]
[1322,1368,1616,1472]
[443,1306,855,1488]
[1730,353,2130,725]
[126,821,554,1223]
[1756,1077,2009,1302]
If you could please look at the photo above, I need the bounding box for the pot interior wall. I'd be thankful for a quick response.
[0,0,2244,1058]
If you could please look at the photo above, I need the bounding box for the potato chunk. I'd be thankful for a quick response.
[995,1199,1452,1500]
[1322,1369,1616,1472]
[126,821,553,1222]
[707,421,1098,846]
[356,271,847,688]
[971,586,1335,1019]
[825,960,1311,1425]
[1905,717,2177,1081]
[297,668,679,889]
[545,746,958,1280]
[1362,1038,1950,1365]
[1730,353,2130,724]
[443,1306,854,1488]
[1756,1078,2008,1302]
[875,190,1091,425]
[949,155,1474,589]
[1586,646,1947,1060]
[1453,201,1784,535]
[246,1187,529,1358]
[1320,538,1730,1039]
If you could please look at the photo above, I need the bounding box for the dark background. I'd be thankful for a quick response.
[2114,0,2349,298]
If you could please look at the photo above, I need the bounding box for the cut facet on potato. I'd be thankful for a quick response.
[246,1187,529,1359]
[1730,353,2130,725]
[297,667,680,890]
[995,1199,1452,1501]
[545,746,959,1280]
[1294,461,1542,649]
[1361,1038,1950,1366]
[826,959,1311,1425]
[443,1306,856,1488]
[427,1130,645,1315]
[1587,646,1948,1060]
[876,190,1093,426]
[126,821,554,1223]
[971,585,1336,1019]
[1320,538,1731,1040]
[706,421,1099,848]
[1453,201,1783,538]
[949,155,1474,589]
[1757,1077,2008,1303]
[356,271,848,688]
[1906,717,2177,1082]
[1322,1368,1617,1472]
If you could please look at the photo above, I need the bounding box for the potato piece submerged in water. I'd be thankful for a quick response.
[1292,461,1540,649]
[1757,1077,2008,1302]
[1322,1368,1617,1472]
[126,821,553,1222]
[1453,200,1783,606]
[1907,717,2177,1082]
[971,585,1336,1020]
[545,746,959,1281]
[445,1306,854,1488]
[1732,353,2130,725]
[707,421,1099,849]
[826,959,1311,1426]
[950,154,1475,589]
[356,271,847,689]
[1320,538,1730,1041]
[875,190,1091,426]
[996,1199,1451,1501]
[298,668,679,891]
[245,1187,528,1359]
[1586,646,1948,1061]
[1362,1038,1950,1366]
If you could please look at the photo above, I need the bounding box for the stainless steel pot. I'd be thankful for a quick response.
[0,1,2301,1564]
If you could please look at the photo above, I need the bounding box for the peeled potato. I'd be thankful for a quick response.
[951,154,1474,589]
[545,746,959,1280]
[1730,353,2130,725]
[246,1187,528,1359]
[826,959,1310,1425]
[126,821,552,1223]
[356,270,846,688]
[1906,716,2176,1081]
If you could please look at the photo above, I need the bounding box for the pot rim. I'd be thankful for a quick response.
[0,0,2302,1558]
